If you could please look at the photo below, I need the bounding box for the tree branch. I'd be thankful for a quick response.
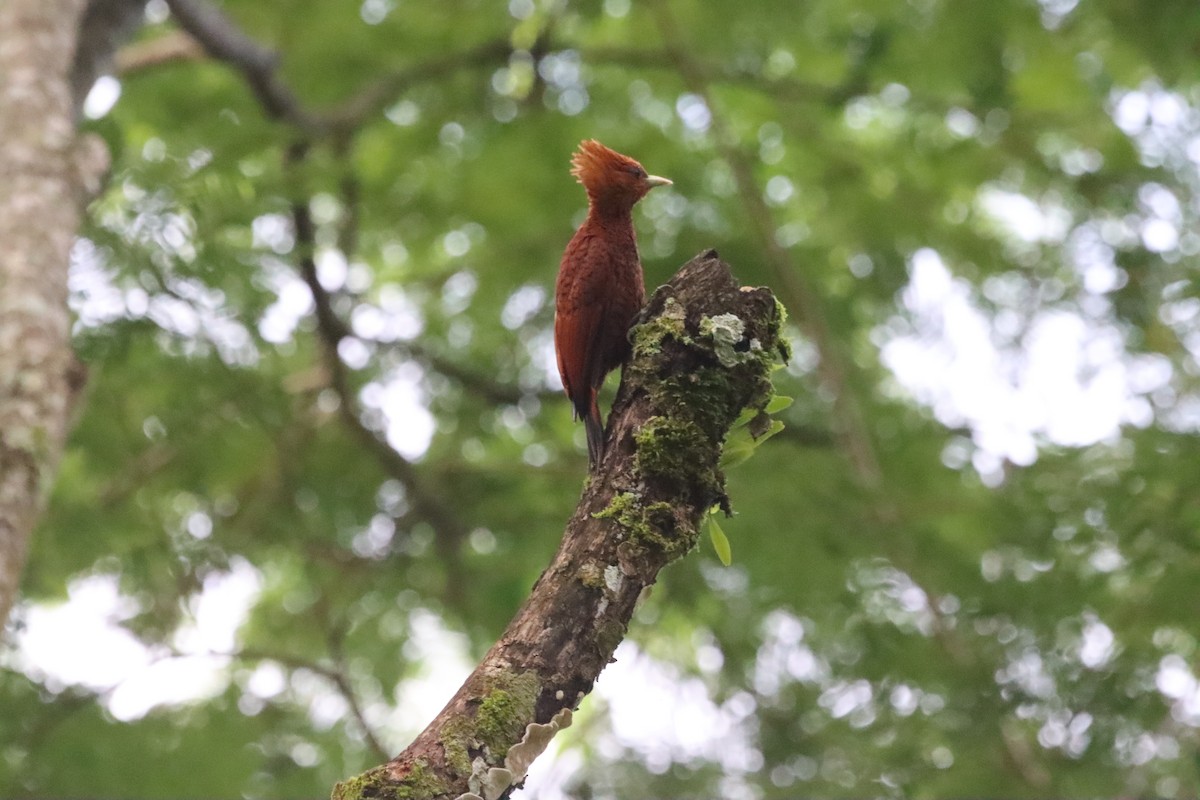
[287,159,471,550]
[162,0,514,138]
[233,646,390,763]
[332,252,785,800]
[323,40,513,134]
[115,29,206,74]
[163,0,324,132]
[395,340,554,408]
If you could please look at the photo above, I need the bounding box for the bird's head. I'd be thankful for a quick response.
[570,139,671,210]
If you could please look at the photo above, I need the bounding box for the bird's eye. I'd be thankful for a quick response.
[627,166,646,178]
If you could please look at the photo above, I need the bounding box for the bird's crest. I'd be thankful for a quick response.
[570,139,641,189]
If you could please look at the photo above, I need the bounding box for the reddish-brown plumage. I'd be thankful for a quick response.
[554,140,671,468]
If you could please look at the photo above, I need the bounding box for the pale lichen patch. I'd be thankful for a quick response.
[603,564,623,594]
[700,312,749,367]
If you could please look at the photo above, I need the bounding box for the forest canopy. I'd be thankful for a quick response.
[5,0,1200,797]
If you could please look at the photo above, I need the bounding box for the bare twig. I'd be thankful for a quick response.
[146,0,959,151]
[5,673,101,754]
[115,29,205,74]
[236,646,390,763]
[581,45,852,107]
[287,148,470,549]
[163,0,323,131]
[327,630,391,763]
[163,0,516,138]
[1000,719,1053,789]
[334,141,360,257]
[394,339,552,407]
[325,40,512,134]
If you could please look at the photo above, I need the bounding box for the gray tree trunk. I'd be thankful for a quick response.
[0,0,103,632]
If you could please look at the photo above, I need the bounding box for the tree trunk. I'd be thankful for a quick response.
[333,251,787,800]
[0,0,102,632]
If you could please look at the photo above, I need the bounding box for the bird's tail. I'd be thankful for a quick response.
[584,391,604,469]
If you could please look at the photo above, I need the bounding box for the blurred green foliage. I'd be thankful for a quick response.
[5,0,1200,797]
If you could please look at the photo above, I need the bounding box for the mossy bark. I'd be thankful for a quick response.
[333,251,785,799]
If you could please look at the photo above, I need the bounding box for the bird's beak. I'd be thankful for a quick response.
[644,175,672,188]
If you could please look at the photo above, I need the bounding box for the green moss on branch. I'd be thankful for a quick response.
[475,671,540,759]
[331,761,445,800]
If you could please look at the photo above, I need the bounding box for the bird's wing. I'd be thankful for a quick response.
[555,228,608,417]
[555,296,604,419]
